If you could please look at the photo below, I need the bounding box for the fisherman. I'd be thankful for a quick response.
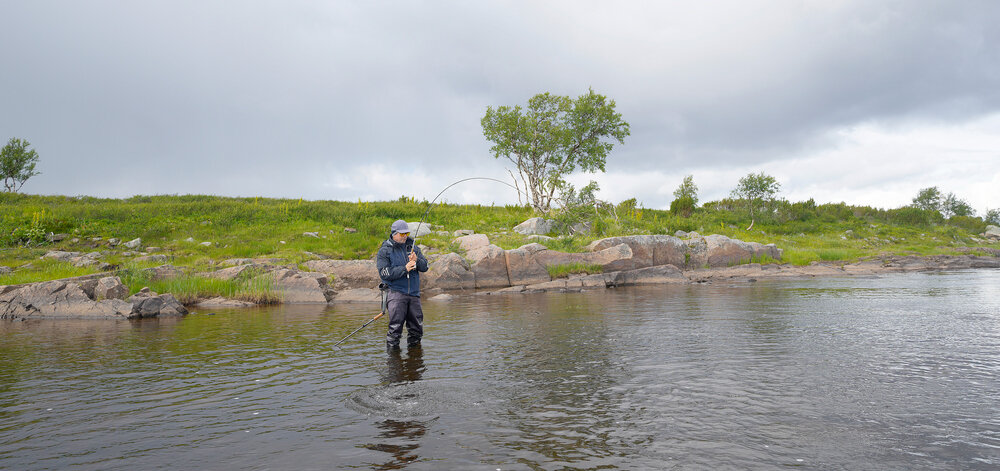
[376,220,429,351]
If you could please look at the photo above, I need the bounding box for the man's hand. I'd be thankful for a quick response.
[405,260,416,271]
[408,252,417,263]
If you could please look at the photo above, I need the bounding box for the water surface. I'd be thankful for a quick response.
[2,270,999,470]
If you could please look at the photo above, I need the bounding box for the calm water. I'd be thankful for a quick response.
[2,270,999,470]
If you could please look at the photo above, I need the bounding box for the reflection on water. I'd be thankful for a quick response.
[365,348,427,470]
[1,270,999,470]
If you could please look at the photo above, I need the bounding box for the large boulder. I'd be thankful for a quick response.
[0,281,133,319]
[467,244,510,288]
[534,243,634,271]
[302,259,379,289]
[504,243,550,286]
[984,225,1000,241]
[406,222,433,238]
[94,276,128,300]
[513,217,557,236]
[266,269,334,303]
[610,265,687,285]
[422,254,475,290]
[454,234,490,252]
[685,237,709,268]
[206,264,260,281]
[704,234,755,267]
[585,235,686,271]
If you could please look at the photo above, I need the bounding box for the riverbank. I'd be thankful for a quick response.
[3,229,998,320]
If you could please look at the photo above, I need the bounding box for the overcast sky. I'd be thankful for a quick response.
[2,1,998,213]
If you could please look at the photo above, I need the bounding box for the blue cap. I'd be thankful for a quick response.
[391,220,410,235]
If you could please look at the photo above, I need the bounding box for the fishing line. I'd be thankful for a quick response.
[410,176,520,249]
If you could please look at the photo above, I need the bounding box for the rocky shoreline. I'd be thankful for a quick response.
[2,230,998,320]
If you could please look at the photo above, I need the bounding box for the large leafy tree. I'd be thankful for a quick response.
[730,172,780,228]
[481,89,630,213]
[1,137,41,193]
[912,187,942,212]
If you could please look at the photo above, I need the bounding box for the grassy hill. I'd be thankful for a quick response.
[1,192,997,295]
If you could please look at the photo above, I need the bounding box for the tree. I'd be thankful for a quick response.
[672,174,698,205]
[0,138,41,193]
[941,192,974,218]
[730,172,780,227]
[985,209,1000,226]
[481,89,630,213]
[912,187,942,212]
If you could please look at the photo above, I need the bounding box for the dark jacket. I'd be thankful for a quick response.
[376,236,429,297]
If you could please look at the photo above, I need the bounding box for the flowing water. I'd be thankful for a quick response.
[2,270,999,470]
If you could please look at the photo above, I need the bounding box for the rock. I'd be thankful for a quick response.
[146,247,160,252]
[124,238,142,249]
[331,288,381,303]
[303,232,320,238]
[94,276,128,300]
[504,244,551,286]
[184,237,195,243]
[674,230,688,238]
[610,265,686,285]
[527,235,554,242]
[222,258,255,267]
[467,244,510,288]
[134,254,170,263]
[513,217,556,236]
[422,253,475,290]
[535,243,634,271]
[199,242,212,247]
[0,281,134,319]
[143,264,183,281]
[45,233,69,242]
[344,227,358,233]
[207,264,259,281]
[108,238,120,247]
[302,259,379,289]
[586,235,686,271]
[984,225,1000,240]
[157,294,188,316]
[569,222,591,235]
[195,297,257,307]
[42,251,81,262]
[454,234,489,251]
[131,296,164,318]
[429,293,454,301]
[0,266,12,275]
[406,222,433,237]
[704,234,758,267]
[266,269,333,303]
[453,230,474,237]
[685,237,708,268]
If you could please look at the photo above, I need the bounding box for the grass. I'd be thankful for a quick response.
[546,262,604,279]
[0,192,997,287]
[116,263,278,304]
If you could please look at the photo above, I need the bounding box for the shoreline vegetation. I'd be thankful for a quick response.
[1,193,998,315]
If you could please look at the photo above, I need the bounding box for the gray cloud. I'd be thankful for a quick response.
[1,1,997,208]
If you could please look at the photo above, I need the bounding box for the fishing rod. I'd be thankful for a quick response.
[334,177,519,348]
[333,284,390,348]
[409,176,520,251]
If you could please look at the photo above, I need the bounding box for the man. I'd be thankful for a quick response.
[376,220,429,351]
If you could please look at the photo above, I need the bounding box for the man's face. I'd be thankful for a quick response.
[392,232,409,243]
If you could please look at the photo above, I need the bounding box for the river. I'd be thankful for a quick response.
[2,270,999,470]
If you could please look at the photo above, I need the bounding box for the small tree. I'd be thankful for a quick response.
[912,187,942,212]
[481,89,630,213]
[941,192,974,218]
[670,174,698,217]
[730,172,780,228]
[985,209,1000,226]
[0,138,41,193]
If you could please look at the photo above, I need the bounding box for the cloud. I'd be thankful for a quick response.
[0,1,997,213]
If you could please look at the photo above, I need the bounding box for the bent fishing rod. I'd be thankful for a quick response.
[333,176,519,348]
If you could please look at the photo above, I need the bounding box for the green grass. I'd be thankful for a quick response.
[0,193,997,287]
[546,262,604,279]
[116,263,278,304]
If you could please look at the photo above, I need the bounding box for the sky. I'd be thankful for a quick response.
[2,1,998,213]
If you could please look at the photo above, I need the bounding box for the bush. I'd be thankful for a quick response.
[888,207,942,226]
[669,196,696,217]
[948,215,986,234]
